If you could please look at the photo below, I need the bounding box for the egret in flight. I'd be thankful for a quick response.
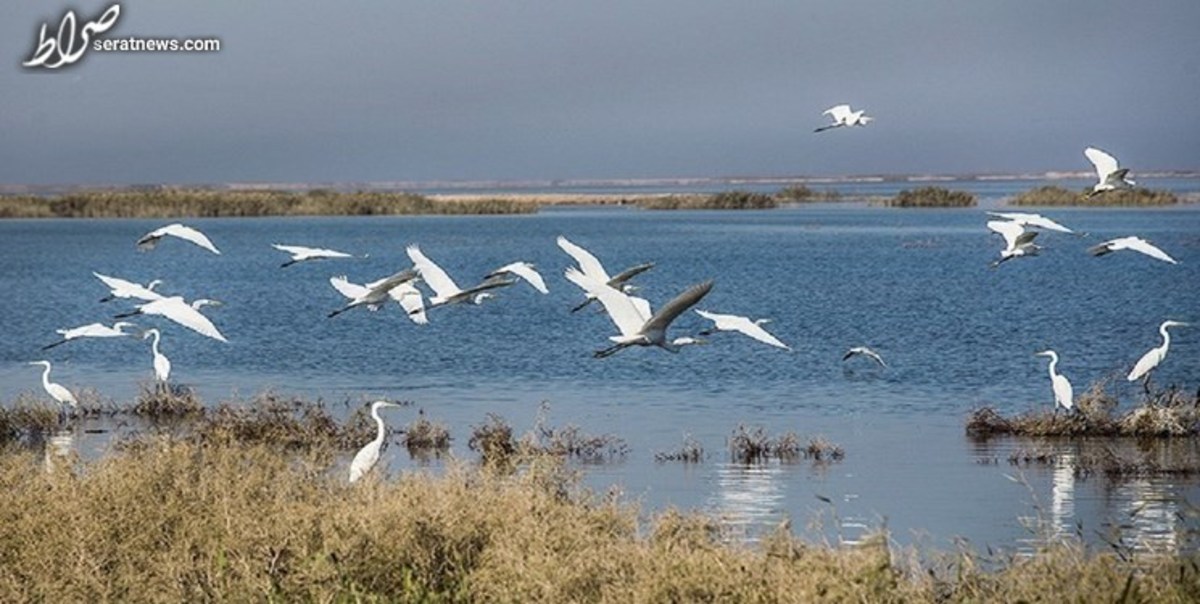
[94,272,164,303]
[987,220,1041,267]
[985,212,1075,235]
[29,360,77,420]
[115,296,227,342]
[1088,236,1177,264]
[557,236,655,312]
[42,321,138,350]
[1128,320,1189,391]
[1034,350,1074,412]
[843,346,887,368]
[271,244,361,268]
[694,310,790,350]
[486,262,549,294]
[350,400,406,483]
[814,104,874,133]
[1084,147,1135,197]
[565,267,712,358]
[327,269,420,318]
[406,244,516,311]
[136,223,221,255]
[143,328,172,389]
[329,274,427,324]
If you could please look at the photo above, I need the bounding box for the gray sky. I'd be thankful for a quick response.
[1,1,1198,185]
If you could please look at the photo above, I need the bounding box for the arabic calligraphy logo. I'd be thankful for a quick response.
[24,4,121,69]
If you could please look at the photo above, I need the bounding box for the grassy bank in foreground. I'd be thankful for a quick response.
[4,438,1199,602]
[0,189,537,218]
[1009,185,1180,206]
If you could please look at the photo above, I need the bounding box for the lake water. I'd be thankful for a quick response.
[3,178,1199,554]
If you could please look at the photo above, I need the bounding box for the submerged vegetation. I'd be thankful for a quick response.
[882,186,977,208]
[1010,185,1180,206]
[728,424,844,464]
[637,190,778,210]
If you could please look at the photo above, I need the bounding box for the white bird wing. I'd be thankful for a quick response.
[140,223,221,254]
[273,243,352,259]
[557,236,611,282]
[824,104,853,123]
[330,276,370,300]
[389,282,428,325]
[1115,237,1177,264]
[1084,147,1120,181]
[349,440,382,483]
[59,323,105,338]
[695,310,788,349]
[986,220,1025,250]
[564,267,645,337]
[844,346,887,367]
[642,280,714,335]
[987,212,1073,234]
[493,262,548,294]
[1128,348,1161,381]
[144,297,228,342]
[93,272,164,301]
[406,244,460,299]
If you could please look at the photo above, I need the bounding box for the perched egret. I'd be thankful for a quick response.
[94,272,164,303]
[1088,236,1177,264]
[814,104,873,133]
[843,346,887,368]
[329,274,427,324]
[987,220,1041,267]
[1034,350,1074,412]
[43,321,138,350]
[486,262,549,294]
[327,269,420,318]
[1084,147,1135,197]
[115,296,227,342]
[1128,321,1189,389]
[557,236,655,312]
[694,310,790,350]
[985,212,1075,234]
[349,400,406,483]
[565,267,712,358]
[143,328,172,388]
[136,223,221,254]
[406,245,516,311]
[28,360,77,419]
[271,243,360,268]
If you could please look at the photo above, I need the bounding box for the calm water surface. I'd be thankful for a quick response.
[3,182,1199,553]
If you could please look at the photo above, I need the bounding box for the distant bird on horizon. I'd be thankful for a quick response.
[987,220,1041,267]
[115,296,227,342]
[137,223,221,255]
[42,320,138,350]
[29,360,76,421]
[1127,320,1189,390]
[985,212,1076,235]
[94,272,164,303]
[1084,147,1135,197]
[1035,350,1074,413]
[843,346,887,368]
[486,261,549,294]
[272,243,361,268]
[349,400,405,483]
[1088,236,1177,264]
[406,244,516,312]
[329,273,427,324]
[557,236,655,313]
[814,104,874,133]
[694,310,790,350]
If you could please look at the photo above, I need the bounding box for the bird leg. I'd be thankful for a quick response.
[570,299,594,313]
[593,343,628,359]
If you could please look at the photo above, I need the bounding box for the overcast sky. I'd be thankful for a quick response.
[1,1,1198,185]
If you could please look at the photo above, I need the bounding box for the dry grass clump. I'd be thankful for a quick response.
[654,434,705,463]
[775,185,843,202]
[729,425,844,464]
[521,406,628,464]
[638,190,778,210]
[0,395,62,443]
[468,413,519,469]
[130,383,205,419]
[194,394,376,451]
[1009,185,1179,207]
[883,186,976,208]
[403,409,451,457]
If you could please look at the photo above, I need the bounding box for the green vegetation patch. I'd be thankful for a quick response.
[637,190,778,210]
[883,186,977,207]
[1010,185,1179,206]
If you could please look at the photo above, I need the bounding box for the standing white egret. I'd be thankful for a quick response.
[93,272,164,303]
[843,346,887,368]
[115,296,228,342]
[1084,147,1135,197]
[406,245,516,311]
[143,328,172,388]
[486,262,549,294]
[557,236,654,312]
[814,104,873,133]
[136,223,221,254]
[985,212,1075,234]
[349,400,406,483]
[329,274,427,324]
[43,321,138,350]
[987,220,1041,267]
[694,310,790,350]
[564,267,713,358]
[1034,350,1074,412]
[271,243,360,268]
[327,268,420,318]
[1088,236,1177,265]
[28,360,77,419]
[1127,321,1189,389]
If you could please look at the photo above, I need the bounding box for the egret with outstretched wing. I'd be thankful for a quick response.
[115,296,227,342]
[694,310,790,350]
[93,272,164,303]
[272,243,359,268]
[136,223,221,254]
[843,346,887,367]
[1084,147,1135,196]
[487,261,548,294]
[406,244,516,310]
[1088,236,1177,264]
[43,321,138,350]
[987,220,1041,267]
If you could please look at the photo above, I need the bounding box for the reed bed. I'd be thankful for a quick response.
[1009,185,1180,206]
[728,424,844,464]
[774,185,844,203]
[637,190,778,210]
[882,186,977,208]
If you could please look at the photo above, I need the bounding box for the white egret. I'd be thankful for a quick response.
[557,236,654,312]
[694,310,790,350]
[271,243,360,268]
[1084,147,1135,196]
[564,267,713,358]
[987,220,1041,267]
[43,321,138,350]
[843,346,887,368]
[1034,350,1074,412]
[143,328,172,387]
[136,223,221,255]
[814,104,873,133]
[93,272,163,303]
[985,212,1075,234]
[1127,320,1189,388]
[28,360,77,419]
[327,268,420,318]
[1088,236,1177,264]
[406,245,516,311]
[329,274,427,324]
[115,296,227,342]
[486,262,549,294]
[349,400,406,483]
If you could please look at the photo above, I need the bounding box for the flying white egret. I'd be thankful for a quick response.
[1084,147,1135,196]
[814,104,874,133]
[406,244,516,311]
[136,223,221,255]
[1088,236,1177,264]
[43,321,138,350]
[327,268,420,318]
[1127,320,1189,388]
[29,360,77,419]
[843,346,887,368]
[486,261,549,294]
[985,212,1075,234]
[143,328,172,387]
[93,272,164,303]
[115,296,227,342]
[565,267,713,358]
[694,310,790,350]
[1034,350,1074,412]
[349,400,406,483]
[557,236,655,312]
[329,274,427,324]
[987,220,1041,267]
[271,243,361,268]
